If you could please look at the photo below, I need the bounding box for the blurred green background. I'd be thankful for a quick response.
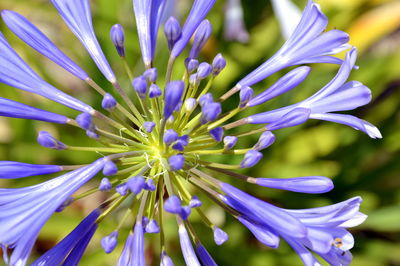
[0,0,399,265]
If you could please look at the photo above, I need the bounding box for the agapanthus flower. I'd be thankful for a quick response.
[0,0,380,265]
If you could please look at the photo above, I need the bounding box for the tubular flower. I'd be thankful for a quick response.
[0,1,380,265]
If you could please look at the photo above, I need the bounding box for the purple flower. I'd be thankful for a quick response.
[233,0,351,90]
[0,1,379,265]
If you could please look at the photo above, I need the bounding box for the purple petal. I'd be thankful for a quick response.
[0,33,92,112]
[31,209,100,266]
[248,66,311,107]
[0,159,105,266]
[1,10,88,80]
[310,113,382,139]
[196,244,217,266]
[171,0,216,58]
[51,0,116,82]
[238,217,280,248]
[220,183,307,238]
[0,161,62,179]
[178,225,201,266]
[255,176,333,194]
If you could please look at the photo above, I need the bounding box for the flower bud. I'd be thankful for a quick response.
[164,81,184,118]
[163,129,179,145]
[143,121,156,133]
[184,98,197,112]
[201,102,221,124]
[239,86,254,107]
[110,24,125,57]
[37,131,66,150]
[164,17,181,51]
[254,131,275,151]
[189,20,212,59]
[103,160,118,176]
[149,84,162,98]
[145,219,160,233]
[99,177,112,192]
[101,231,118,253]
[199,93,213,107]
[223,136,238,150]
[185,58,199,73]
[164,195,182,214]
[102,93,117,110]
[132,76,148,98]
[189,196,202,208]
[197,62,212,80]
[116,183,128,196]
[76,112,92,130]
[127,176,146,195]
[143,68,157,83]
[240,150,263,168]
[209,127,224,142]
[168,154,185,171]
[213,227,228,245]
[212,53,226,75]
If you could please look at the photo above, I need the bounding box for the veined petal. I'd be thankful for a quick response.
[238,217,280,248]
[178,225,201,266]
[0,158,105,266]
[171,0,216,58]
[132,223,145,266]
[133,0,166,67]
[310,113,382,139]
[0,97,69,124]
[307,48,357,103]
[51,0,116,82]
[236,1,348,88]
[220,183,307,238]
[117,234,134,266]
[31,209,100,266]
[247,66,311,107]
[284,237,322,266]
[0,33,92,112]
[309,81,371,113]
[0,161,62,179]
[1,10,88,80]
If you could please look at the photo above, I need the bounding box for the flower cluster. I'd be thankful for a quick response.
[0,0,380,265]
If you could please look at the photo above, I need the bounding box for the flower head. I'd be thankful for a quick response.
[0,1,380,265]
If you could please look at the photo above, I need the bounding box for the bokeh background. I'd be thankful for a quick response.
[0,0,399,265]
